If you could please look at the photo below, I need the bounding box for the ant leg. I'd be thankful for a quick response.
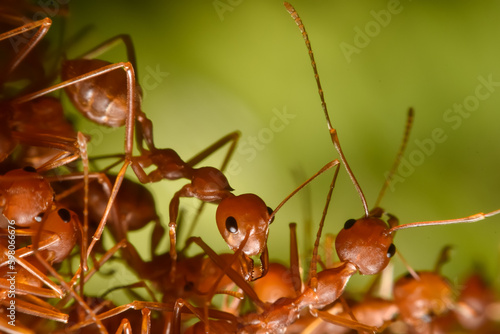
[0,278,59,299]
[87,160,130,258]
[12,61,138,159]
[62,239,127,307]
[70,34,159,154]
[141,308,152,334]
[0,313,33,333]
[0,18,52,82]
[186,236,267,311]
[2,297,68,323]
[185,131,240,170]
[77,132,90,275]
[66,300,236,332]
[13,256,64,297]
[114,319,133,334]
[32,251,108,334]
[289,223,302,297]
[312,308,390,333]
[12,62,139,261]
[11,131,84,171]
[102,281,158,304]
[76,34,138,72]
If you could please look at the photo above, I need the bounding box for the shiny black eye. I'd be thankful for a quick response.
[344,219,356,229]
[267,207,274,224]
[184,281,194,291]
[23,166,36,173]
[58,209,71,223]
[387,243,396,258]
[225,216,238,233]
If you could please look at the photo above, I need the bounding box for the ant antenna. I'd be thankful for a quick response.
[374,107,414,208]
[309,163,340,291]
[268,159,339,224]
[387,209,500,235]
[284,2,369,217]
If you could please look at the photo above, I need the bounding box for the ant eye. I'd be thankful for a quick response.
[184,281,194,291]
[23,166,36,173]
[387,243,396,258]
[225,216,238,233]
[422,313,433,323]
[58,209,71,223]
[35,212,44,222]
[267,207,274,224]
[344,219,356,229]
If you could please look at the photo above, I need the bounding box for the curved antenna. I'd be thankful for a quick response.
[284,2,369,217]
[374,107,414,208]
[268,159,340,224]
[309,163,341,291]
[387,209,500,235]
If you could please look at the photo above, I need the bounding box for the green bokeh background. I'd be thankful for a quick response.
[42,0,500,296]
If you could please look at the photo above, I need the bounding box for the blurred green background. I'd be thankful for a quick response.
[41,0,500,295]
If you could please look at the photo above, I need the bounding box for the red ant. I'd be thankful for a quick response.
[284,0,500,277]
[7,31,274,282]
[184,162,390,333]
[68,161,344,331]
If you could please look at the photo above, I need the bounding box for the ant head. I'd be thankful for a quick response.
[1,167,54,227]
[335,216,396,275]
[31,206,79,263]
[216,193,272,257]
[394,271,454,327]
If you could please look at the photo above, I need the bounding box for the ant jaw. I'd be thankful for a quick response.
[240,247,269,281]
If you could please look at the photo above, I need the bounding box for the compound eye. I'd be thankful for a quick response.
[58,208,71,223]
[23,166,37,173]
[267,207,274,224]
[387,243,396,258]
[184,281,194,292]
[344,219,356,229]
[225,216,238,233]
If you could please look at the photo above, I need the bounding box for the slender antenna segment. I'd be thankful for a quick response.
[309,163,340,291]
[387,209,500,235]
[268,159,339,224]
[374,107,414,208]
[284,2,369,217]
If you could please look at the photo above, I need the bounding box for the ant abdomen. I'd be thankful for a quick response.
[61,58,141,128]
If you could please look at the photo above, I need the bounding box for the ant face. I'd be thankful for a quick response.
[335,217,396,275]
[32,206,80,263]
[216,193,271,257]
[0,167,54,227]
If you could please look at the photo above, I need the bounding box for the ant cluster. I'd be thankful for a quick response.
[0,1,499,333]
